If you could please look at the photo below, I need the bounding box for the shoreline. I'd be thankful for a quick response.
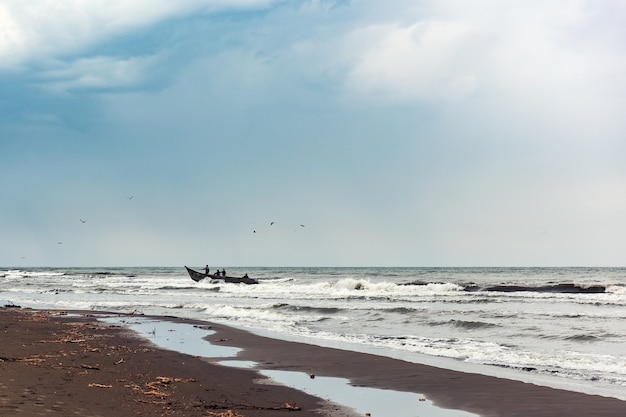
[217,320,626,401]
[0,307,344,417]
[3,307,626,417]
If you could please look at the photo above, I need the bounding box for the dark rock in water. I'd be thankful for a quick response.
[481,283,605,294]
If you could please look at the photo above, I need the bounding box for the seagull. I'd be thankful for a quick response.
[270,221,275,226]
[300,224,305,227]
[128,195,134,200]
[57,242,63,245]
[80,219,86,223]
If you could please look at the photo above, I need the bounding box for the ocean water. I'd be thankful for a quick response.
[2,266,625,400]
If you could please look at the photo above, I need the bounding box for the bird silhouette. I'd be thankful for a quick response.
[128,196,134,200]
[270,221,275,226]
[80,219,86,223]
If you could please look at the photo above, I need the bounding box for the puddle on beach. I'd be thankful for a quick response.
[102,316,478,417]
[257,370,478,417]
[100,316,241,358]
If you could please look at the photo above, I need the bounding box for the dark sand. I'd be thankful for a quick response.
[0,308,337,417]
[2,307,626,417]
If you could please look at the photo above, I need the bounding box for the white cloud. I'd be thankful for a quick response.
[38,55,161,92]
[337,0,626,104]
[0,0,280,70]
[0,4,25,68]
[344,20,480,102]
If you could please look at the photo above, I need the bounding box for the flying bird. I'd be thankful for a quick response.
[270,221,275,226]
[57,242,63,245]
[80,219,86,223]
[128,195,134,200]
[300,224,305,227]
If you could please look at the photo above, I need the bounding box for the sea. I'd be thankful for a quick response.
[2,266,625,400]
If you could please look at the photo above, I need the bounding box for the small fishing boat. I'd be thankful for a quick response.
[184,266,258,285]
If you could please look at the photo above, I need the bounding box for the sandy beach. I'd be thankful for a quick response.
[0,307,336,417]
[2,307,626,417]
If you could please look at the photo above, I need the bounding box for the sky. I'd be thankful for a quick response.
[1,0,625,267]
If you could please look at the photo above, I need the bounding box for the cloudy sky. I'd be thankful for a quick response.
[1,0,625,267]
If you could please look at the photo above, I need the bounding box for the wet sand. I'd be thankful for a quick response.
[2,307,626,417]
[0,307,338,417]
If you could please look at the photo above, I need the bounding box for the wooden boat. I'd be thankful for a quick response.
[184,266,258,285]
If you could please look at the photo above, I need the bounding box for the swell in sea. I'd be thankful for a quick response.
[1,266,625,399]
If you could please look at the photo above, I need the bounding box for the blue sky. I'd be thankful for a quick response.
[1,0,625,267]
